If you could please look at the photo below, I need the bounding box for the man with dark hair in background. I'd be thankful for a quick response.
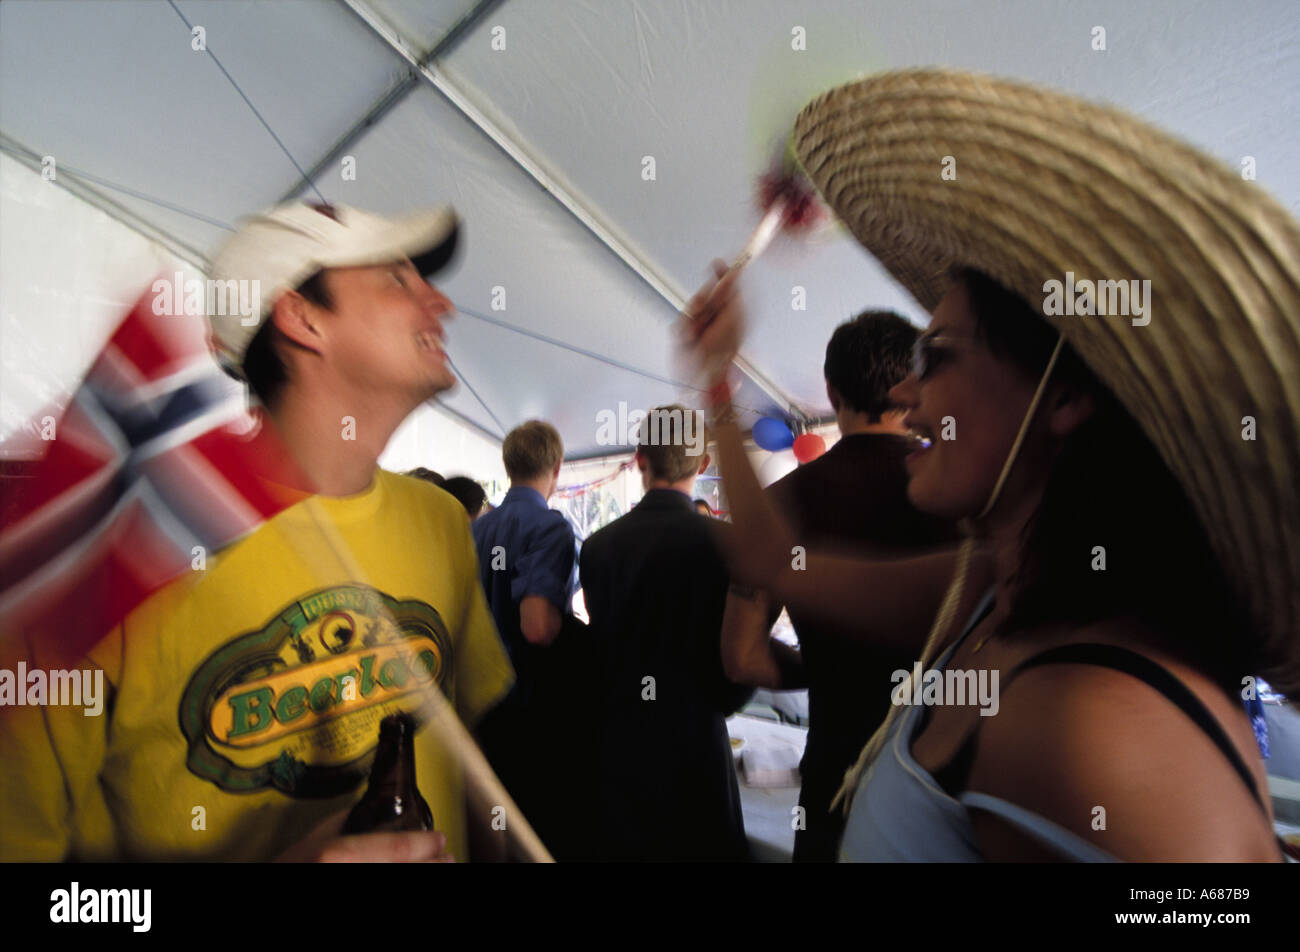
[404,467,445,487]
[442,476,488,520]
[405,469,486,519]
[721,310,957,862]
[582,405,752,861]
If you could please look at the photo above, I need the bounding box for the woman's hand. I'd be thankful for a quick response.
[680,259,746,385]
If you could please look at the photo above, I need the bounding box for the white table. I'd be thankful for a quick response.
[727,714,808,862]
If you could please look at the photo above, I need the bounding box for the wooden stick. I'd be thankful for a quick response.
[301,497,554,863]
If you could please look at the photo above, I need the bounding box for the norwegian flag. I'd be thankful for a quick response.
[0,280,310,664]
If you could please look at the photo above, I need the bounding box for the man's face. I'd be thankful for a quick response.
[315,258,456,404]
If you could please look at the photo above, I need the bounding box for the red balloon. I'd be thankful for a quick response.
[792,433,827,463]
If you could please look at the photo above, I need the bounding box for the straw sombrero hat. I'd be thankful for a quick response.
[792,68,1300,694]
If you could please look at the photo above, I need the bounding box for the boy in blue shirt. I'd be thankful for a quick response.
[472,421,585,857]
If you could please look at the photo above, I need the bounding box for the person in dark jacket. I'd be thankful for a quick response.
[581,404,752,861]
[721,311,958,861]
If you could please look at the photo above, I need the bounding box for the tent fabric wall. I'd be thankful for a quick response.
[0,153,205,450]
[379,401,506,482]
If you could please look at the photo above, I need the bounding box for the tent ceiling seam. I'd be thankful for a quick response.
[457,306,773,418]
[281,0,508,205]
[444,354,507,437]
[426,400,505,446]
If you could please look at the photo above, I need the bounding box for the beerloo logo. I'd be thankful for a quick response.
[179,584,451,797]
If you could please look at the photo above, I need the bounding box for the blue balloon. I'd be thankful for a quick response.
[752,416,795,451]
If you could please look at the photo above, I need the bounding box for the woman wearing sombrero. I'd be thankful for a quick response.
[685,70,1297,861]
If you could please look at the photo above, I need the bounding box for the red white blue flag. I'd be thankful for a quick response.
[0,281,309,663]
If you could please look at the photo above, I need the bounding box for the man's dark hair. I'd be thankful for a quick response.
[822,310,918,421]
[405,467,445,487]
[951,267,1267,696]
[242,270,332,408]
[441,476,488,519]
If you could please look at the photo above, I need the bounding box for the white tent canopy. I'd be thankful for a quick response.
[3,0,1298,462]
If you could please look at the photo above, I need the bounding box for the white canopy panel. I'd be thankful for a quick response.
[3,0,1297,459]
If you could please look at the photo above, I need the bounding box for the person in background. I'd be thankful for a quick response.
[470,420,586,857]
[581,405,753,861]
[694,498,715,517]
[721,311,957,861]
[405,466,445,487]
[442,475,488,520]
[406,468,486,519]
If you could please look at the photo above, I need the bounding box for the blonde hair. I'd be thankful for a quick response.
[502,420,563,481]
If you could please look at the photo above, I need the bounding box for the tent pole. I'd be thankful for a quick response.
[282,0,507,205]
[337,0,811,425]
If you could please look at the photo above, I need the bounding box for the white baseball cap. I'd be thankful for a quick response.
[206,201,459,378]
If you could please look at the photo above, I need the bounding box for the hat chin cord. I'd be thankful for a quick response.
[830,335,1067,819]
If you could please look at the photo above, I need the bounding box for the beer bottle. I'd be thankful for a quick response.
[341,712,434,834]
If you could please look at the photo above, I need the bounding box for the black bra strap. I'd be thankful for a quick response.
[1012,644,1267,814]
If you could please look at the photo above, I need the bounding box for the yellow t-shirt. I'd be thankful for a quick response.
[0,470,513,862]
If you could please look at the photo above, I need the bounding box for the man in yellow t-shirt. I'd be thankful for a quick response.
[0,201,514,862]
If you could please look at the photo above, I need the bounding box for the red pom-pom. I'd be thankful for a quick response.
[757,166,823,235]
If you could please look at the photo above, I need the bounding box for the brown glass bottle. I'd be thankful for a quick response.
[341,712,434,834]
